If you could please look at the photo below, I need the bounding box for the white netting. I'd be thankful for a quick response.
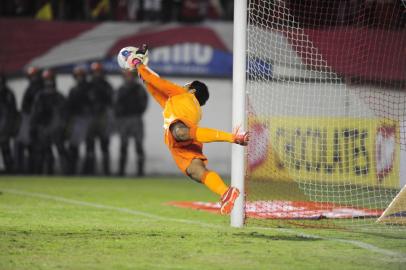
[245,0,406,230]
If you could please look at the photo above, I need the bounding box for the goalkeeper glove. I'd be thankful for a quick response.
[127,44,149,69]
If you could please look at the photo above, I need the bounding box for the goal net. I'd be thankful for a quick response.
[245,0,406,230]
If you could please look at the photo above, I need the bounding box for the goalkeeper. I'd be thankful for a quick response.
[124,45,249,215]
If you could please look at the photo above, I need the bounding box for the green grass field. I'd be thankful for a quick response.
[1,176,405,270]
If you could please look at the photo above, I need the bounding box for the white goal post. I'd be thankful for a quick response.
[231,0,248,228]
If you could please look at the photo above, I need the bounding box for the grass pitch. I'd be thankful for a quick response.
[0,177,405,270]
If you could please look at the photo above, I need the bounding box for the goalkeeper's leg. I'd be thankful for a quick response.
[186,159,240,215]
[170,122,244,214]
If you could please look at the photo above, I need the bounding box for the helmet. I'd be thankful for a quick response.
[42,69,54,80]
[90,62,104,72]
[73,65,87,76]
[26,66,40,77]
[42,69,56,89]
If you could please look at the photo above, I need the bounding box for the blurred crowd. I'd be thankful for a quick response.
[0,63,148,176]
[0,0,234,22]
[1,0,404,27]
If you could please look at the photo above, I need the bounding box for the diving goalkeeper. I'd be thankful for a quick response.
[123,45,249,215]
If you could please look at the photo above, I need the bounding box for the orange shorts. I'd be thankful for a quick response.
[165,130,207,174]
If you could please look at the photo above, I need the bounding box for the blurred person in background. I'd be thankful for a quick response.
[114,70,148,177]
[0,74,18,174]
[30,69,68,175]
[83,62,113,176]
[178,0,223,22]
[142,0,161,21]
[178,0,206,23]
[65,65,93,175]
[15,66,43,174]
[219,0,232,20]
[115,0,142,21]
[88,0,113,21]
[0,0,36,17]
[1,0,233,22]
[160,0,181,22]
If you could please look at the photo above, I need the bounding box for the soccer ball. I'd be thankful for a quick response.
[117,46,139,70]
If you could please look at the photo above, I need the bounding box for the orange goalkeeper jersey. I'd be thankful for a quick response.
[137,64,202,131]
[137,65,207,173]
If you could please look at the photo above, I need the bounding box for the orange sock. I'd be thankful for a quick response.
[201,171,229,196]
[192,127,233,143]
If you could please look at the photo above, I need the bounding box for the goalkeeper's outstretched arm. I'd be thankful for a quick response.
[171,121,249,146]
[127,45,186,97]
[136,65,186,97]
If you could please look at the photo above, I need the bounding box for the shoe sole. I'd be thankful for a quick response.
[220,189,240,215]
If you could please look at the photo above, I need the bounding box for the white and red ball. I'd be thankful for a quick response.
[117,46,139,70]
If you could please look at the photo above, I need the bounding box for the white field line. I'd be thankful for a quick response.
[255,227,406,260]
[2,188,406,262]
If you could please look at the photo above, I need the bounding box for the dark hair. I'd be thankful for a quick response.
[190,80,209,106]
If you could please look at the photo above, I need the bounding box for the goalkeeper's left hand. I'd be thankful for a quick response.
[127,44,149,69]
